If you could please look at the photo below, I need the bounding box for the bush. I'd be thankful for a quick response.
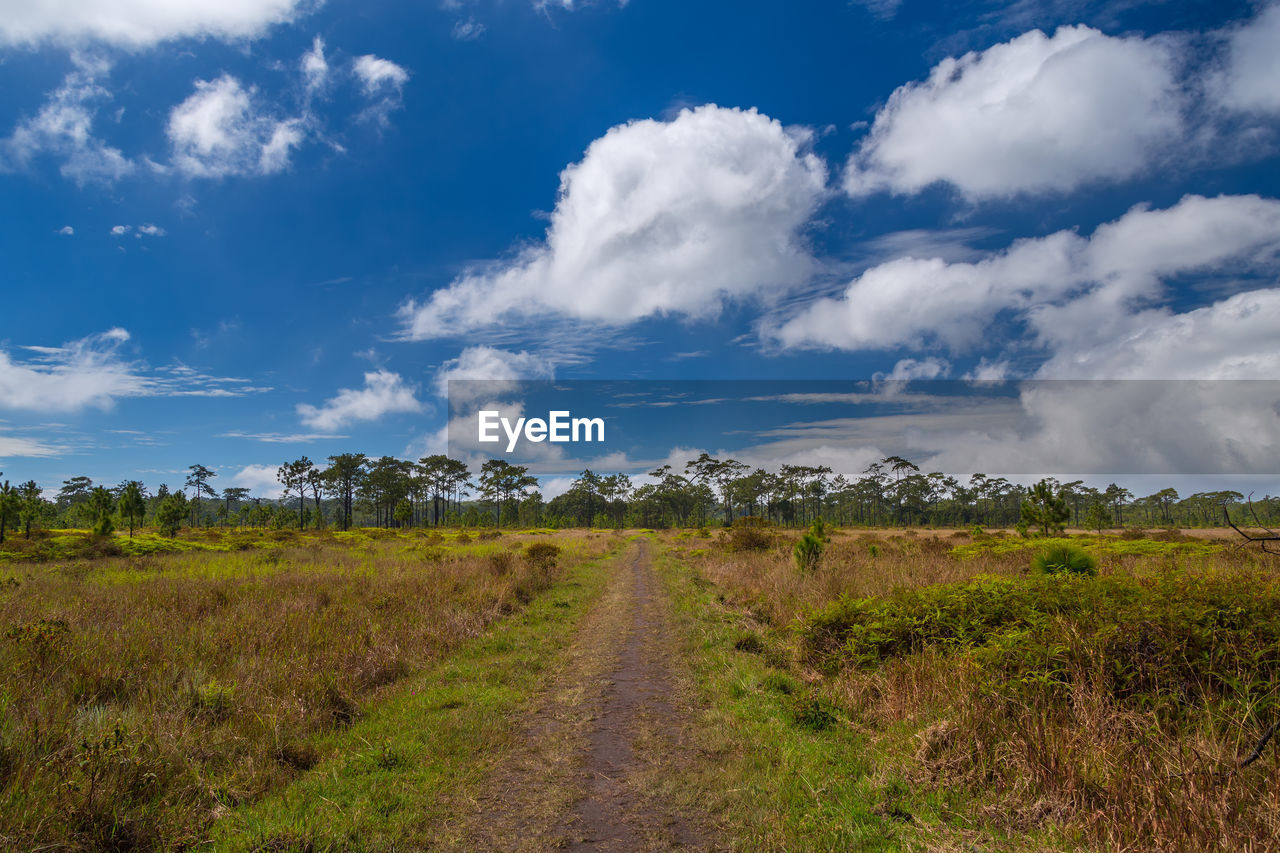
[800,568,1280,717]
[523,541,560,571]
[793,533,825,572]
[1031,543,1097,576]
[723,516,774,552]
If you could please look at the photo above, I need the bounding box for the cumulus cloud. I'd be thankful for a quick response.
[297,369,424,430]
[229,463,285,497]
[0,0,312,48]
[167,75,304,177]
[1213,2,1280,114]
[57,225,74,235]
[433,345,557,398]
[770,194,1280,379]
[844,25,1183,199]
[400,105,827,339]
[0,55,134,185]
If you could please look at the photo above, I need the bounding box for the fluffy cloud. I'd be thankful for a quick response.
[352,55,409,126]
[0,0,311,48]
[352,55,409,95]
[400,105,827,338]
[1214,2,1280,114]
[771,194,1280,379]
[297,370,424,430]
[433,346,557,398]
[0,55,134,184]
[167,75,304,178]
[229,463,286,497]
[844,26,1183,199]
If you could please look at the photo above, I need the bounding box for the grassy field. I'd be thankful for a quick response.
[0,527,615,850]
[3,524,1277,851]
[660,525,1280,851]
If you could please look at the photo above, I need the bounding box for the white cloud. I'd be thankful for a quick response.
[110,224,130,235]
[301,35,329,94]
[400,104,827,339]
[451,18,485,41]
[844,25,1183,199]
[0,55,134,185]
[0,328,151,412]
[874,357,951,382]
[230,463,285,498]
[1214,2,1280,114]
[57,225,74,235]
[220,431,348,443]
[136,223,166,236]
[0,0,312,48]
[352,55,409,95]
[297,369,424,430]
[0,329,271,413]
[167,75,304,178]
[0,434,65,459]
[771,194,1280,380]
[351,55,409,126]
[433,346,557,399]
[1037,288,1280,379]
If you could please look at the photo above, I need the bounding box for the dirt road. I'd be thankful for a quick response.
[450,539,715,851]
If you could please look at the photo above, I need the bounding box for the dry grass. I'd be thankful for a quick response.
[0,529,609,851]
[673,527,1280,851]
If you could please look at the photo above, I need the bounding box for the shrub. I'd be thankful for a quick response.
[1031,543,1097,576]
[454,531,472,544]
[793,695,839,731]
[523,542,561,573]
[724,516,774,552]
[793,533,825,572]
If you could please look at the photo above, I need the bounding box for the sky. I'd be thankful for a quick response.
[1,0,1278,500]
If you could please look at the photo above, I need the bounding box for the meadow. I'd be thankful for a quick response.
[2,522,1276,851]
[664,524,1280,850]
[0,527,611,850]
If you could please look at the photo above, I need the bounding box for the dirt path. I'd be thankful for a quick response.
[446,540,715,851]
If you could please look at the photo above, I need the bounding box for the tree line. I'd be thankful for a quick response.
[2,453,1276,540]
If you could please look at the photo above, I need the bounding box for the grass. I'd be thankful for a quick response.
[0,528,614,851]
[663,526,1280,851]
[213,538,619,850]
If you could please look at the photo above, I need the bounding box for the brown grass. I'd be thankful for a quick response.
[673,527,1280,851]
[0,529,608,851]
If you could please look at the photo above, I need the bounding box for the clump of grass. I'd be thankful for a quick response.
[792,695,839,731]
[1031,542,1097,575]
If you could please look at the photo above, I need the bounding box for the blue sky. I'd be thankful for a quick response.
[1,0,1278,498]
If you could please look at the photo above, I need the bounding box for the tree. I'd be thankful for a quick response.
[16,480,46,539]
[154,493,188,537]
[1084,501,1111,533]
[1020,479,1069,536]
[221,487,250,527]
[87,486,116,537]
[185,464,219,527]
[278,457,315,529]
[324,453,367,531]
[118,480,147,537]
[0,479,12,544]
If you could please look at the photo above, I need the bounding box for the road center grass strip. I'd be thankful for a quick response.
[213,545,619,851]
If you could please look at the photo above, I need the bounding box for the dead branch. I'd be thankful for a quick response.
[1224,496,1279,555]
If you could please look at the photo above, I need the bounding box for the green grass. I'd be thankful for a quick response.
[950,533,1221,560]
[213,544,617,850]
[655,548,931,851]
